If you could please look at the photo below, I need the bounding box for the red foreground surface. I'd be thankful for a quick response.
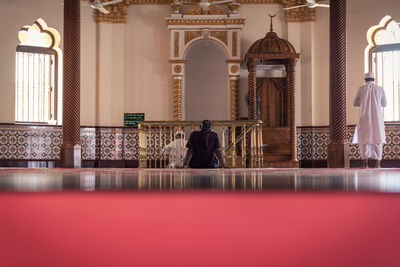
[1,192,400,267]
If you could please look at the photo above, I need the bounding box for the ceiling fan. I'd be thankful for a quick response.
[90,0,123,14]
[284,0,329,10]
[183,0,236,12]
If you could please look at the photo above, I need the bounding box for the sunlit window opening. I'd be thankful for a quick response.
[15,18,62,124]
[365,15,400,122]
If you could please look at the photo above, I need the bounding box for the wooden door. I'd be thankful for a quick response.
[257,78,290,163]
[258,78,284,127]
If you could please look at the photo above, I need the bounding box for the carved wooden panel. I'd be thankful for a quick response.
[257,78,291,163]
[257,78,287,127]
[262,127,291,162]
[259,79,282,127]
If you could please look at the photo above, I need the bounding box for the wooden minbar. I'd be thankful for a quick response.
[245,16,300,168]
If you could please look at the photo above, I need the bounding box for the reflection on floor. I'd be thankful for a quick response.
[1,168,400,192]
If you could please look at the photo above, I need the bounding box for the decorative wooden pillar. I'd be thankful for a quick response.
[247,58,257,120]
[173,75,183,120]
[328,0,349,168]
[230,76,240,120]
[61,0,81,168]
[288,59,298,163]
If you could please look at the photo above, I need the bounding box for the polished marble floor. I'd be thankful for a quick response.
[1,167,400,193]
[2,168,400,267]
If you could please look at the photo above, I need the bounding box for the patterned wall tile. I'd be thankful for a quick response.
[81,128,97,160]
[0,125,63,160]
[123,129,138,160]
[0,125,140,161]
[297,125,400,161]
[0,124,399,162]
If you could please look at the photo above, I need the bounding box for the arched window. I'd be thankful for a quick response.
[365,16,400,122]
[15,18,62,124]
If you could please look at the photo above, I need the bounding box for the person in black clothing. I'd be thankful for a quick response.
[183,120,228,168]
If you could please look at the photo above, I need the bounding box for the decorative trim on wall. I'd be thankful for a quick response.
[232,31,238,57]
[284,8,315,22]
[3,123,398,167]
[184,5,226,15]
[281,0,316,22]
[210,31,228,45]
[166,18,246,26]
[297,125,400,161]
[96,3,129,24]
[173,77,183,120]
[127,0,281,4]
[174,32,180,57]
[167,14,245,121]
[229,76,240,120]
[92,0,316,24]
[184,31,202,45]
[0,125,139,161]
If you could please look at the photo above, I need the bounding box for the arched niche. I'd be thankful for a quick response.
[166,14,245,121]
[184,39,228,120]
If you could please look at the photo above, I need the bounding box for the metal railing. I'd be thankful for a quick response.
[138,120,263,168]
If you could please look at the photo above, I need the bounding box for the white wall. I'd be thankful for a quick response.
[81,4,97,126]
[312,7,330,126]
[124,5,172,121]
[1,0,400,127]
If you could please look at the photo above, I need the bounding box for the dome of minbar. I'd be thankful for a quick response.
[246,31,297,55]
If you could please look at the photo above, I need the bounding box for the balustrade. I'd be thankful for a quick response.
[138,120,263,168]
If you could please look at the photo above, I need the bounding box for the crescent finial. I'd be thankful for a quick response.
[268,13,277,32]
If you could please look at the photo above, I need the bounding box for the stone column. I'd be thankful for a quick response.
[61,0,81,168]
[247,58,257,120]
[230,76,240,120]
[288,59,298,164]
[173,76,183,121]
[328,0,349,168]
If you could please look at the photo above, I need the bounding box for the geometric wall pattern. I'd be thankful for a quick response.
[298,125,400,161]
[1,124,399,162]
[0,125,139,161]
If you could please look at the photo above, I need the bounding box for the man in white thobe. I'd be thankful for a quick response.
[164,130,187,168]
[353,72,387,168]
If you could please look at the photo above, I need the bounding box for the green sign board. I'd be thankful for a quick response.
[124,113,145,127]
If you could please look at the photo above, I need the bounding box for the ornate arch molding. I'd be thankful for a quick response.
[365,15,400,72]
[166,16,245,120]
[183,32,231,59]
[89,0,316,24]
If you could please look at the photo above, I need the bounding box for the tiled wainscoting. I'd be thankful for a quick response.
[0,124,399,168]
[298,124,400,167]
[0,125,139,168]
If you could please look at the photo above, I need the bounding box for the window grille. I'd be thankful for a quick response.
[15,18,62,124]
[366,16,400,122]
